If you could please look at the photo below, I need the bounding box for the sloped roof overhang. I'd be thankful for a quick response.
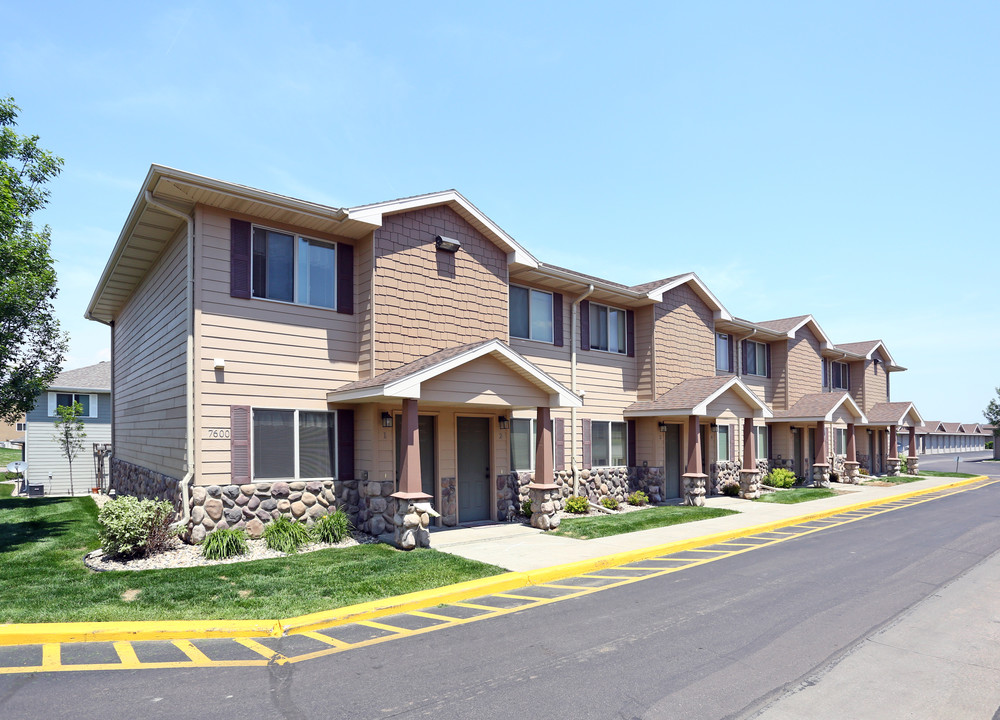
[624,375,772,419]
[864,401,924,427]
[771,392,868,424]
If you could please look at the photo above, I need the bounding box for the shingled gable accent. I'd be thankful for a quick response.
[772,393,868,423]
[624,375,772,419]
[326,339,582,407]
[866,401,924,427]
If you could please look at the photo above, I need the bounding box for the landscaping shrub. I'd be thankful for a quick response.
[263,516,312,553]
[859,467,870,476]
[521,499,533,517]
[627,490,649,506]
[600,496,619,511]
[201,528,249,560]
[97,496,177,559]
[721,481,740,497]
[312,509,352,544]
[564,495,590,514]
[763,468,796,489]
[899,455,909,474]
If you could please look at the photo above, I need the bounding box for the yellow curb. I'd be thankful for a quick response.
[0,475,988,647]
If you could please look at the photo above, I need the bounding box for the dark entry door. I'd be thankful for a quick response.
[793,428,803,478]
[457,417,491,522]
[395,415,437,511]
[663,424,681,499]
[700,424,711,495]
[807,428,816,483]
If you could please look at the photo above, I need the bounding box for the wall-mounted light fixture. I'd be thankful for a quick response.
[658,421,668,433]
[381,412,393,428]
[498,416,509,430]
[435,235,461,252]
[213,358,226,370]
[710,423,719,431]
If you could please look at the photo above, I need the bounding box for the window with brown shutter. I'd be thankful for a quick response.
[230,405,252,484]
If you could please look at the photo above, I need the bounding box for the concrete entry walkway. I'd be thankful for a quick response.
[430,476,988,572]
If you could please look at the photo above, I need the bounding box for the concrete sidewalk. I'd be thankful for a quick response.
[430,476,989,571]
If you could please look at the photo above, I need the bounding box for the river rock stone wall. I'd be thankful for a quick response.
[712,460,741,494]
[110,458,183,510]
[630,466,665,502]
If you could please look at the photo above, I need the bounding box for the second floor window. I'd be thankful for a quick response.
[509,286,554,343]
[252,227,337,309]
[745,340,768,377]
[832,361,849,390]
[716,333,732,372]
[589,303,626,353]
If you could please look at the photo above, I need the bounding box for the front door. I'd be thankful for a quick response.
[663,424,681,499]
[457,417,491,522]
[395,415,437,512]
[807,428,816,483]
[792,427,803,478]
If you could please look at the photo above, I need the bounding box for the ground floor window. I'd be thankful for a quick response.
[511,418,555,471]
[253,409,336,480]
[834,428,847,455]
[592,421,627,467]
[754,426,768,460]
[717,425,731,462]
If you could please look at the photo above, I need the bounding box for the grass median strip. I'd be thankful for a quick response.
[551,506,737,540]
[0,489,504,623]
[918,470,978,478]
[756,488,838,504]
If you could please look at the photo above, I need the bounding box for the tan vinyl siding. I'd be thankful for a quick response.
[113,229,188,479]
[848,360,865,408]
[195,206,361,486]
[784,327,823,408]
[356,235,375,379]
[864,350,889,413]
[372,206,508,374]
[705,388,749,419]
[420,355,550,407]
[635,305,655,401]
[654,285,715,396]
[770,340,790,410]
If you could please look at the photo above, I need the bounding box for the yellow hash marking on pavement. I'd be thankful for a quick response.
[493,593,548,601]
[357,619,410,633]
[173,639,211,663]
[452,602,506,611]
[113,641,140,666]
[41,643,60,668]
[235,637,285,661]
[300,631,350,648]
[408,610,461,622]
[586,574,650,579]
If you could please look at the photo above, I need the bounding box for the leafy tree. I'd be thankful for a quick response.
[1,97,67,424]
[985,387,1000,456]
[53,401,87,495]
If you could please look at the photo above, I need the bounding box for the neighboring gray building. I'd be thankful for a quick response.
[24,361,111,495]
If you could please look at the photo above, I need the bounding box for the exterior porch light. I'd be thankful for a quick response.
[658,421,668,433]
[381,412,393,428]
[435,235,461,252]
[498,416,509,430]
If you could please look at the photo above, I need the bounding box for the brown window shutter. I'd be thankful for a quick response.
[337,409,354,480]
[729,424,735,462]
[553,417,565,471]
[579,300,590,350]
[230,219,251,299]
[626,309,635,357]
[766,425,772,461]
[231,405,251,484]
[552,293,564,347]
[765,344,771,378]
[741,340,749,375]
[336,243,354,315]
[581,418,592,469]
[627,419,636,467]
[822,359,828,387]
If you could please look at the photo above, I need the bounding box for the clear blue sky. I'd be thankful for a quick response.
[3,1,997,422]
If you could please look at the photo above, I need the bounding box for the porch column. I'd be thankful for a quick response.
[739,417,761,499]
[682,415,707,506]
[907,426,919,474]
[843,422,860,483]
[390,398,433,550]
[886,425,901,477]
[812,420,831,487]
[528,406,560,531]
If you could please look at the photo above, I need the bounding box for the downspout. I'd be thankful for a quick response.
[570,284,594,496]
[144,191,195,531]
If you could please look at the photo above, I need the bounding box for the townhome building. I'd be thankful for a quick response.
[86,166,925,547]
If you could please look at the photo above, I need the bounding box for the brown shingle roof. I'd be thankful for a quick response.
[867,402,916,424]
[939,422,962,434]
[835,340,881,357]
[754,315,810,334]
[331,340,497,393]
[624,376,734,414]
[628,275,687,295]
[49,361,112,391]
[773,393,855,420]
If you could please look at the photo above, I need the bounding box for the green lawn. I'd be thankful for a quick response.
[756,488,837,504]
[552,505,737,540]
[0,447,23,480]
[917,470,978,478]
[0,490,505,623]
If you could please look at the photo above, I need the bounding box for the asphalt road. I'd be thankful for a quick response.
[2,472,998,720]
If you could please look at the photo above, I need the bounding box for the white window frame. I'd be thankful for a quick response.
[589,302,627,354]
[745,340,767,377]
[591,420,628,467]
[834,428,847,455]
[717,425,731,462]
[15,422,26,432]
[716,333,731,372]
[832,361,849,390]
[251,224,338,310]
[48,392,98,418]
[510,418,555,471]
[754,426,768,460]
[509,285,555,344]
[251,407,337,482]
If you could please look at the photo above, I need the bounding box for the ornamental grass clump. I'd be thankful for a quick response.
[263,516,312,553]
[201,528,249,560]
[97,496,177,559]
[312,509,352,544]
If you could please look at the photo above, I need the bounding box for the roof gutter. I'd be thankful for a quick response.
[143,191,195,532]
[570,284,594,496]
